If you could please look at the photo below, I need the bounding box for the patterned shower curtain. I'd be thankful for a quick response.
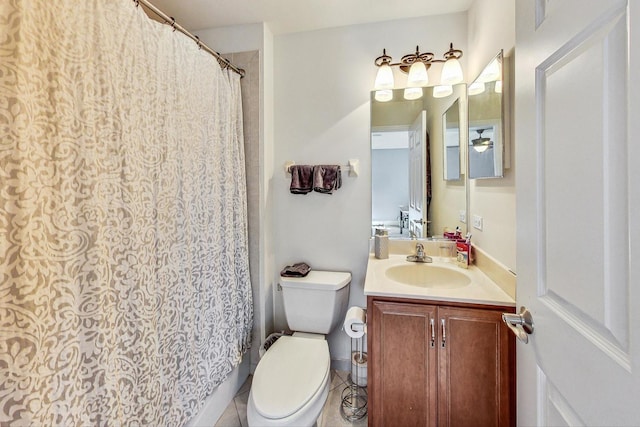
[0,0,253,425]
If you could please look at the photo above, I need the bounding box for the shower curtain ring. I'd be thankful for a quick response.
[134,0,139,7]
[195,36,202,49]
[170,17,177,31]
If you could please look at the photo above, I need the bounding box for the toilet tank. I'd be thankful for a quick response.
[280,271,351,334]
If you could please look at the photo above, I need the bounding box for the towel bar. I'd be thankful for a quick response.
[284,159,359,177]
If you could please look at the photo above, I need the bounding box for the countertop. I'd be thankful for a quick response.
[364,253,515,307]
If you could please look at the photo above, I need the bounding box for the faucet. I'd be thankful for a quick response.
[406,242,433,263]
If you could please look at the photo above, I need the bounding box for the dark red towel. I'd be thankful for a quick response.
[280,262,311,277]
[313,165,342,194]
[289,165,314,194]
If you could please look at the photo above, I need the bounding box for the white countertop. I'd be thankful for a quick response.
[364,254,515,307]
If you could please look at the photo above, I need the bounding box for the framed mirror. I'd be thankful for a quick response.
[371,84,467,239]
[468,50,505,179]
[443,98,462,181]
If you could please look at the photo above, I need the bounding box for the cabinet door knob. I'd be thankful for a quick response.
[502,306,534,344]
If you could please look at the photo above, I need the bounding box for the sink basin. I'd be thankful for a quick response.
[384,263,471,289]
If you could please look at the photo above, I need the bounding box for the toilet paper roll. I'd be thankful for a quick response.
[351,352,368,387]
[344,306,366,339]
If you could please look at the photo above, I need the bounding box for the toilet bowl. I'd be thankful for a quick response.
[247,270,351,427]
[247,334,330,426]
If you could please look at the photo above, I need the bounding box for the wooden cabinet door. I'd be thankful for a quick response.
[437,306,515,427]
[369,300,437,427]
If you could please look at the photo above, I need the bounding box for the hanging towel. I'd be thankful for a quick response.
[280,262,312,277]
[289,165,314,194]
[313,165,342,194]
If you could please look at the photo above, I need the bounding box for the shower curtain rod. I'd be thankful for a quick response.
[135,0,245,77]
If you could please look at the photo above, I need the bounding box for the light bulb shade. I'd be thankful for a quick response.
[494,80,503,93]
[403,87,423,100]
[374,89,393,102]
[374,64,394,90]
[479,58,501,82]
[432,85,453,98]
[468,81,485,95]
[440,57,463,85]
[407,61,429,87]
[473,145,490,153]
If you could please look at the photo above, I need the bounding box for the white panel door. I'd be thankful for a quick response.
[515,0,640,425]
[409,110,427,238]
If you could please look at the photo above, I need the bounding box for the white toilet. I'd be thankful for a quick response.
[247,270,351,427]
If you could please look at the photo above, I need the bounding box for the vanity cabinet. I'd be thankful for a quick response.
[367,296,515,427]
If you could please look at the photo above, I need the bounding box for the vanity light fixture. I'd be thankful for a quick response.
[374,89,393,102]
[477,57,501,83]
[468,81,486,96]
[432,85,453,98]
[471,128,493,153]
[373,43,463,101]
[403,87,423,101]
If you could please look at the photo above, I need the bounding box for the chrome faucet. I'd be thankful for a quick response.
[406,242,433,263]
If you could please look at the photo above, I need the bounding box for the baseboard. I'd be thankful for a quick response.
[331,358,351,373]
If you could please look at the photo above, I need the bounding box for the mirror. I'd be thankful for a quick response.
[371,84,467,239]
[468,50,505,179]
[443,99,461,181]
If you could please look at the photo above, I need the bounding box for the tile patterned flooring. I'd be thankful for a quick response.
[214,370,368,427]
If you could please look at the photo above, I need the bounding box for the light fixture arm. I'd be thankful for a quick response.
[374,43,463,72]
[442,42,463,61]
[374,49,393,67]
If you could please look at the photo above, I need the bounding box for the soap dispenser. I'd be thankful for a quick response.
[374,228,389,259]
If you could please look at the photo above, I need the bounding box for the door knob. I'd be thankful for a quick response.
[502,306,534,344]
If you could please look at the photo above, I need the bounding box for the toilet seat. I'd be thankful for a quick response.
[251,336,330,419]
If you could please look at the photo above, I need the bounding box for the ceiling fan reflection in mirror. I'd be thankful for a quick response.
[472,128,493,153]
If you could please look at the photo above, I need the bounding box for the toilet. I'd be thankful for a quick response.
[247,270,351,427]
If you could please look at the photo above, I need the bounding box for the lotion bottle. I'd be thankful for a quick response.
[374,228,389,259]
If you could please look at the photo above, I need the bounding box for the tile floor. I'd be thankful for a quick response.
[214,370,368,427]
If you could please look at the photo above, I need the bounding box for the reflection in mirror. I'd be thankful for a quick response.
[371,85,467,239]
[468,50,504,179]
[443,99,461,181]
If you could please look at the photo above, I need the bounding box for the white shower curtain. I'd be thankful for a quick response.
[0,0,252,425]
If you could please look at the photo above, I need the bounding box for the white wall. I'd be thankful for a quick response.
[197,23,265,53]
[273,14,467,366]
[467,0,516,271]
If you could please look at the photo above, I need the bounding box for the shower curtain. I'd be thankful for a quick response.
[0,0,252,425]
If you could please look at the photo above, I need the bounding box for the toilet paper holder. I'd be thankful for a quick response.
[341,306,368,422]
[349,323,365,333]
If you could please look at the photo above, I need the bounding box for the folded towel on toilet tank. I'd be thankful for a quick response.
[280,262,311,277]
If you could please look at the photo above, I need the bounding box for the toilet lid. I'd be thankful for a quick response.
[252,336,329,419]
